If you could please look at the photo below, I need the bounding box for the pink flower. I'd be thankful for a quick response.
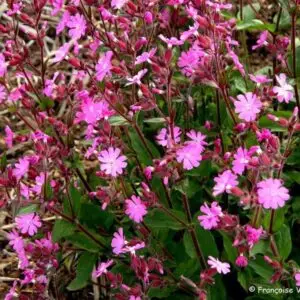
[125,195,148,223]
[126,69,148,86]
[92,260,114,278]
[75,97,113,124]
[178,49,201,77]
[98,147,127,177]
[252,31,269,50]
[0,53,7,77]
[4,280,17,300]
[245,225,263,247]
[234,92,262,122]
[13,157,30,180]
[15,213,42,236]
[273,73,294,103]
[198,202,223,230]
[249,74,272,85]
[96,51,113,81]
[176,144,202,170]
[235,255,248,267]
[228,50,245,76]
[4,125,14,148]
[232,147,250,175]
[7,229,24,252]
[156,126,181,148]
[257,178,290,209]
[0,85,7,103]
[111,0,128,9]
[159,35,184,48]
[32,172,46,195]
[56,11,70,34]
[213,170,238,196]
[53,42,71,63]
[67,13,87,40]
[51,0,63,15]
[112,228,126,254]
[186,130,207,153]
[180,22,199,41]
[207,256,230,274]
[295,273,300,287]
[135,48,156,65]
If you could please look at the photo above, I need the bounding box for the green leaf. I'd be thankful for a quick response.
[66,232,103,252]
[274,225,292,259]
[250,240,270,256]
[144,208,186,230]
[129,130,159,165]
[221,232,238,263]
[259,111,292,132]
[263,207,286,233]
[186,160,212,177]
[67,252,97,291]
[144,117,166,124]
[239,3,260,21]
[288,47,300,78]
[174,178,201,199]
[248,255,273,280]
[17,204,38,215]
[184,226,218,259]
[38,96,54,110]
[148,287,176,298]
[108,115,129,126]
[52,220,76,242]
[0,154,7,171]
[79,203,114,230]
[236,20,275,32]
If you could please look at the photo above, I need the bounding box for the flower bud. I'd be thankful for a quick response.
[144,11,153,24]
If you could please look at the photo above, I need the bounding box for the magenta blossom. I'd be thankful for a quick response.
[5,125,14,149]
[245,225,264,248]
[92,260,114,278]
[198,202,223,230]
[235,255,248,267]
[125,195,148,223]
[98,147,127,177]
[135,48,156,65]
[156,126,181,148]
[232,147,250,175]
[53,42,71,63]
[7,229,24,252]
[213,170,238,196]
[178,49,201,77]
[96,51,113,81]
[295,273,300,287]
[13,157,30,180]
[249,74,272,85]
[257,178,290,209]
[207,256,230,274]
[112,228,126,255]
[15,213,42,236]
[176,144,202,170]
[111,0,128,9]
[273,73,294,103]
[186,130,207,153]
[126,69,148,86]
[234,92,262,122]
[159,35,184,48]
[0,85,7,103]
[252,31,269,50]
[0,53,7,77]
[66,13,87,40]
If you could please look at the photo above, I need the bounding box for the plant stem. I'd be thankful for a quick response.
[181,194,207,269]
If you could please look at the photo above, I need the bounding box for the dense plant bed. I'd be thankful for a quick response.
[0,0,300,299]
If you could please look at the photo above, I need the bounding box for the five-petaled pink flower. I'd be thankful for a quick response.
[13,157,30,180]
[295,273,300,287]
[111,0,128,9]
[67,13,87,40]
[186,130,207,153]
[213,170,238,196]
[96,51,113,81]
[232,147,250,175]
[234,92,262,122]
[135,48,156,65]
[198,202,223,230]
[126,69,148,86]
[176,144,202,170]
[125,195,148,223]
[207,256,230,274]
[156,126,181,148]
[273,73,294,103]
[257,178,290,209]
[245,225,263,248]
[98,147,127,177]
[92,260,114,278]
[252,31,269,50]
[111,228,126,254]
[0,53,7,77]
[15,213,42,236]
